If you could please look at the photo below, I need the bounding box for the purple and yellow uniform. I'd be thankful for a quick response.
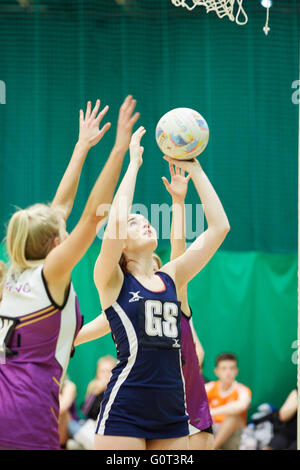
[0,265,82,450]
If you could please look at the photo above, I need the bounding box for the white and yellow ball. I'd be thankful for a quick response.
[155,107,209,160]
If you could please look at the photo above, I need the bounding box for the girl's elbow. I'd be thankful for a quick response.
[221,215,231,234]
[224,224,231,234]
[215,224,230,239]
[220,221,231,237]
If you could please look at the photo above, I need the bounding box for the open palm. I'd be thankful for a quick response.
[79,99,111,149]
[162,163,191,200]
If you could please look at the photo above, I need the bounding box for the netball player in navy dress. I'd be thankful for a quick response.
[0,96,140,450]
[92,126,230,450]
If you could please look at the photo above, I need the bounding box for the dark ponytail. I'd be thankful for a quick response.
[119,253,129,274]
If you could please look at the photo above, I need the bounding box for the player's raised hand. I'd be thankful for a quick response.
[114,95,140,152]
[162,162,191,201]
[129,126,146,167]
[78,99,111,149]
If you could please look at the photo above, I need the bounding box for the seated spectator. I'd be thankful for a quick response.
[205,353,252,450]
[263,389,297,450]
[66,355,116,450]
[58,377,78,448]
[82,355,117,420]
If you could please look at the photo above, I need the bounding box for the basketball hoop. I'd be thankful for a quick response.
[171,0,248,25]
[171,0,271,35]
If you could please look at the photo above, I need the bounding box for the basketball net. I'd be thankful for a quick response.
[171,0,271,35]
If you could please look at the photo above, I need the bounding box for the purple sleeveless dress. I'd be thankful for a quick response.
[0,265,83,450]
[181,310,212,432]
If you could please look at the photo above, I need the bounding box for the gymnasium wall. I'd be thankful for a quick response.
[0,0,299,416]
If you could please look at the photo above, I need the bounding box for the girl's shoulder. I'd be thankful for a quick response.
[157,262,176,284]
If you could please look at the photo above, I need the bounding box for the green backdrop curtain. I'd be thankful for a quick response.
[0,0,298,416]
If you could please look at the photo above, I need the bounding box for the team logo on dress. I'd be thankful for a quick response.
[128,291,144,303]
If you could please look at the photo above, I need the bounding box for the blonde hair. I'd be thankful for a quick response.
[119,252,163,274]
[6,203,65,272]
[0,261,6,300]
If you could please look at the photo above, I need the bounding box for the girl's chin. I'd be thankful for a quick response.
[143,237,157,248]
[129,236,158,251]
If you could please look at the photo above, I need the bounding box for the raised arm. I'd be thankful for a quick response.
[51,100,111,221]
[162,163,191,313]
[44,96,140,283]
[279,389,298,422]
[93,126,145,295]
[163,165,206,365]
[161,157,230,290]
[162,163,190,261]
[74,312,111,347]
[75,129,145,346]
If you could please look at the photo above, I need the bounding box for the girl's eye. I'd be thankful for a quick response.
[129,221,136,226]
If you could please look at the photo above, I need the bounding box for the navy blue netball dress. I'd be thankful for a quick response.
[96,271,189,439]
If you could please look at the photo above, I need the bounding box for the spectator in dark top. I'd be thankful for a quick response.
[66,355,117,450]
[263,389,297,450]
[82,355,117,420]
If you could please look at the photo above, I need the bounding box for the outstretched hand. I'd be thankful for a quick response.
[78,99,111,149]
[129,126,146,167]
[162,162,191,201]
[115,95,140,152]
